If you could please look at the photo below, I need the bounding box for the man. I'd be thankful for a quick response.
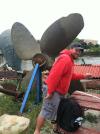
[34,42,91,134]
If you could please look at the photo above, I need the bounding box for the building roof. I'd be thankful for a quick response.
[74,64,100,78]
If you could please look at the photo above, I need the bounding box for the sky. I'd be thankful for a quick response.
[0,0,100,43]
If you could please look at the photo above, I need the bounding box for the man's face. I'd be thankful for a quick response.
[71,48,82,59]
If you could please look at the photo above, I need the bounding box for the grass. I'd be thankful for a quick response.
[0,78,53,134]
[0,93,53,134]
[84,113,98,123]
[0,95,20,115]
[0,93,42,134]
[0,78,42,134]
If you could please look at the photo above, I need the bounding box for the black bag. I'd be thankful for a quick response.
[56,97,84,132]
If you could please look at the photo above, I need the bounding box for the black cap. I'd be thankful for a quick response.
[70,42,84,52]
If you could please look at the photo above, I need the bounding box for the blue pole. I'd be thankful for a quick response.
[39,67,42,101]
[36,68,41,103]
[20,64,39,113]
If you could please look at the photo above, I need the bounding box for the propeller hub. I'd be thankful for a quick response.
[32,53,47,70]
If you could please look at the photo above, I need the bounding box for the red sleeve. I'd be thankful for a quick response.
[72,73,85,80]
[46,58,68,94]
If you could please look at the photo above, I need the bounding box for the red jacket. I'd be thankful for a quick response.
[45,49,85,95]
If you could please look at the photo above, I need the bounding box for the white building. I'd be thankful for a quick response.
[84,39,98,45]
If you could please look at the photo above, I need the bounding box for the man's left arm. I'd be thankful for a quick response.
[72,73,92,80]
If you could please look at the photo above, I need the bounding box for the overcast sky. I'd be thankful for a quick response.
[0,0,100,43]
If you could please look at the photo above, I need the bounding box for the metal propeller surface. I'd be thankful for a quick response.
[40,13,84,57]
[11,13,84,61]
[11,22,41,60]
[0,30,21,70]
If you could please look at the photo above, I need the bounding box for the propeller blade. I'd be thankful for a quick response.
[40,13,84,57]
[0,30,21,70]
[11,22,41,60]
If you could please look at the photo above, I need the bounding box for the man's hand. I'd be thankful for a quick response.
[45,93,53,99]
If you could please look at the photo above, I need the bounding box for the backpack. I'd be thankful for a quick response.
[56,97,84,132]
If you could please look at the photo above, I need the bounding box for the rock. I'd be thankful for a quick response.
[0,114,30,134]
[0,92,4,96]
